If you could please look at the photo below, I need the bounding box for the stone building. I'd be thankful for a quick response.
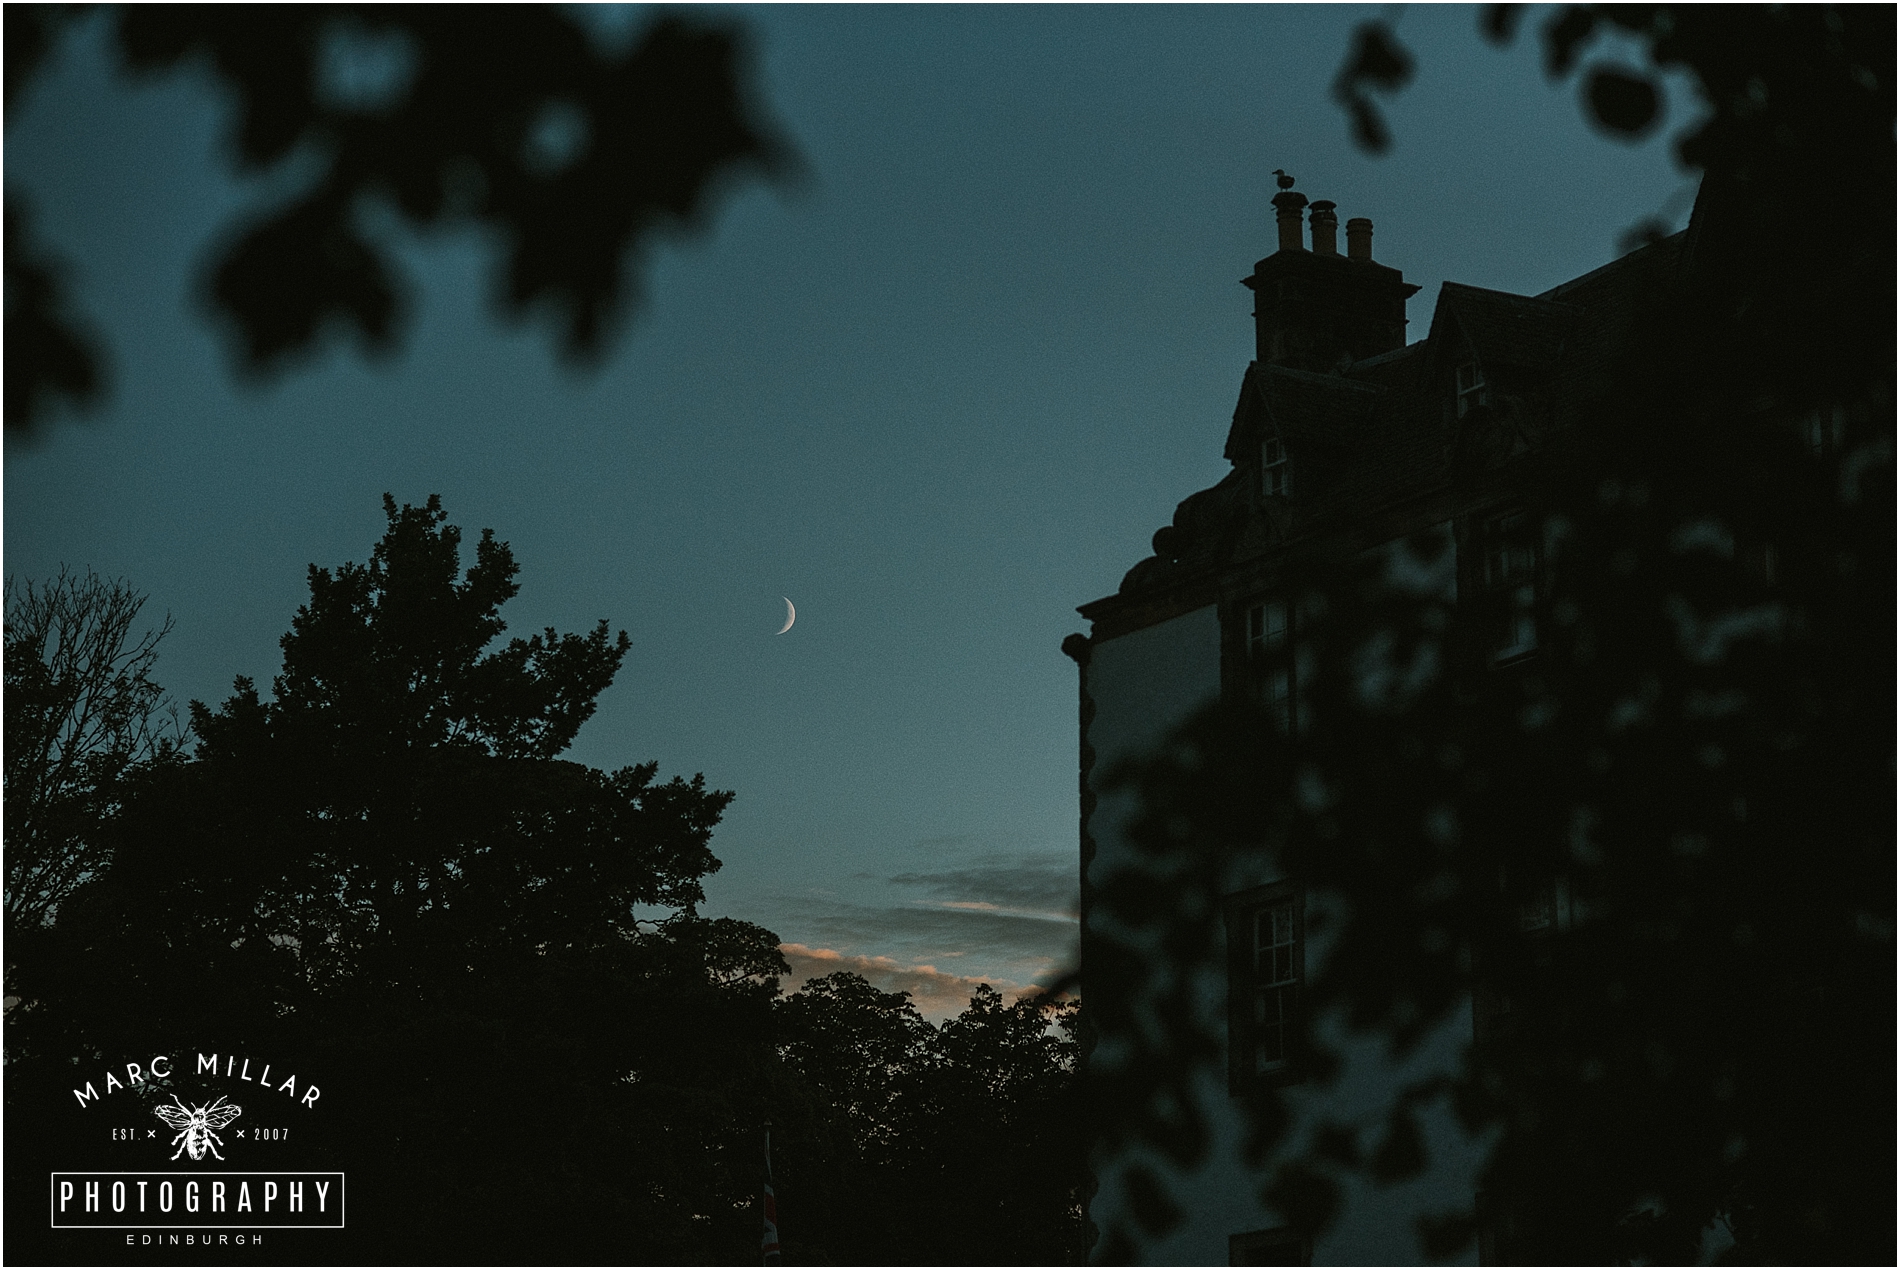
[1064,181,1691,1265]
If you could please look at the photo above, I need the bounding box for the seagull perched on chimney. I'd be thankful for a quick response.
[1273,169,1296,191]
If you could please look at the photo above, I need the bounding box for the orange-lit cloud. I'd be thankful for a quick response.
[779,942,1062,1020]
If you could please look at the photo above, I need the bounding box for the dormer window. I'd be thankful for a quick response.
[1261,437,1290,497]
[1456,361,1487,418]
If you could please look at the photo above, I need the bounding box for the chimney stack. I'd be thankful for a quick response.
[1309,201,1339,255]
[1346,217,1374,262]
[1272,190,1309,253]
[1242,195,1417,370]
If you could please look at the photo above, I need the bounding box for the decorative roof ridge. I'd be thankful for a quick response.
[1254,362,1384,393]
[1536,228,1688,301]
[1439,280,1579,311]
[1347,342,1425,372]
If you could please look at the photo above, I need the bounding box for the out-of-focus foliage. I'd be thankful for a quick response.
[1091,6,1893,1264]
[4,4,795,434]
[4,194,108,429]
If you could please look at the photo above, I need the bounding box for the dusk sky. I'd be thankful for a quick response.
[5,5,1697,1016]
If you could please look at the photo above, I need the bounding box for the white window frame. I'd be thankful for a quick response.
[1245,598,1294,730]
[1251,899,1300,1073]
[1225,882,1305,1092]
[1482,509,1538,662]
[1261,436,1290,497]
[1456,360,1487,419]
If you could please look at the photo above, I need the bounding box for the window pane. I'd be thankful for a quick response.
[1262,438,1290,497]
[1256,986,1288,1067]
[1246,601,1290,665]
[1241,898,1300,1081]
[1257,903,1296,983]
[1484,512,1539,658]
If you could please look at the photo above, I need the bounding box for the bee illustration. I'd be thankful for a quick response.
[153,1095,243,1162]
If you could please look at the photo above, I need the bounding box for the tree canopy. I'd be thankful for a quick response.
[4,497,1087,1265]
[775,973,1085,1265]
[3,497,783,1263]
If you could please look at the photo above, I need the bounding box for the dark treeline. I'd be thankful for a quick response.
[4,499,1082,1266]
[1091,6,1892,1264]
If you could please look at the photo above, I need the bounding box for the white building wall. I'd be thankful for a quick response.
[1084,526,1486,1266]
[1085,603,1224,791]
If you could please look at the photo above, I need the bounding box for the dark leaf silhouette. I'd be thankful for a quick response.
[1481,5,1525,47]
[1541,7,1603,78]
[1585,65,1661,137]
[2,3,81,112]
[3,198,105,431]
[1331,22,1415,155]
[6,6,796,432]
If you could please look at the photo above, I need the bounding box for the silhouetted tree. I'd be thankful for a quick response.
[4,497,789,1265]
[1089,7,1892,1265]
[774,973,1086,1265]
[3,500,1087,1267]
[3,569,182,938]
[5,4,795,433]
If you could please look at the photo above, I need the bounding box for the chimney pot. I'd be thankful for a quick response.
[1346,217,1374,262]
[1271,191,1309,253]
[1309,200,1339,255]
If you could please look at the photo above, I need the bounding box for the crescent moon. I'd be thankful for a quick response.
[776,597,796,636]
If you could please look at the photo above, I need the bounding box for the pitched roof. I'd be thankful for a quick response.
[1431,283,1577,371]
[1088,228,1693,617]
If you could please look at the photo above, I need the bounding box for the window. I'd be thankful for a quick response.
[1225,883,1304,1091]
[1754,541,1779,587]
[1517,882,1556,933]
[1245,599,1294,730]
[1481,509,1538,661]
[1803,403,1846,454]
[1517,874,1578,933]
[1261,436,1290,497]
[1230,1227,1309,1266]
[1456,360,1487,418]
